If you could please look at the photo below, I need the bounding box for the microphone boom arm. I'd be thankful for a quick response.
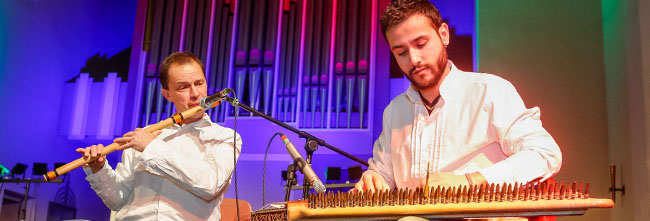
[224,97,369,167]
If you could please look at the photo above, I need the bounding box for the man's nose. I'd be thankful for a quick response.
[409,50,421,67]
[189,85,199,98]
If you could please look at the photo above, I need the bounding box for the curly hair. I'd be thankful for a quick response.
[159,52,205,89]
[379,0,443,38]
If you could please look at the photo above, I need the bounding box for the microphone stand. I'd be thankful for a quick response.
[284,164,297,201]
[225,97,368,198]
[302,140,318,199]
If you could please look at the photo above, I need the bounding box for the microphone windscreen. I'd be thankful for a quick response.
[313,181,326,193]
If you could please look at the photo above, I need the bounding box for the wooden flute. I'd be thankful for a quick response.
[43,89,231,181]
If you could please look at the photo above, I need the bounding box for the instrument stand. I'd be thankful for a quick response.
[284,164,298,201]
[0,178,63,221]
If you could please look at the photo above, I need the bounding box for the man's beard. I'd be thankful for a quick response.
[405,48,448,90]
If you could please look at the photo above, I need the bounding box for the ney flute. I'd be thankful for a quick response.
[44,88,233,181]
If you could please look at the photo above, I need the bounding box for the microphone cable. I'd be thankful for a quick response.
[230,91,241,221]
[262,132,282,206]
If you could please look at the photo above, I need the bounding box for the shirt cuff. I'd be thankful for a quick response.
[137,138,168,175]
[84,161,112,183]
[478,160,515,184]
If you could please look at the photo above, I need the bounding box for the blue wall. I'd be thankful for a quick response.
[0,1,136,220]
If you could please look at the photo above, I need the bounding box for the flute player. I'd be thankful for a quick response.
[77,52,241,220]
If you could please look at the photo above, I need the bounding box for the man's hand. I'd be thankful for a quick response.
[76,144,106,174]
[354,170,390,192]
[113,128,162,152]
[420,172,487,188]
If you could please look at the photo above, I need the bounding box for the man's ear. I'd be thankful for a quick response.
[161,89,171,101]
[438,23,450,46]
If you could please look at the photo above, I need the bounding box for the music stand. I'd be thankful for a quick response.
[348,165,363,182]
[33,163,48,176]
[10,163,28,179]
[326,167,341,181]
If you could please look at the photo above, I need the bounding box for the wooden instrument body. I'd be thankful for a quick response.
[285,198,613,220]
[253,180,613,221]
[252,198,613,221]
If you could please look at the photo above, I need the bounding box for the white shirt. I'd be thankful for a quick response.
[85,114,241,220]
[366,64,562,189]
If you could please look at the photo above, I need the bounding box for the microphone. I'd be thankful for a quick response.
[215,88,233,98]
[280,134,326,193]
[200,88,233,109]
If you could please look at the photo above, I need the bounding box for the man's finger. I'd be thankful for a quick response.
[363,181,374,192]
[114,136,132,143]
[118,142,132,150]
[90,145,97,157]
[354,181,364,192]
[153,130,162,136]
[362,175,375,192]
[371,174,387,192]
[114,137,132,144]
[381,182,390,191]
